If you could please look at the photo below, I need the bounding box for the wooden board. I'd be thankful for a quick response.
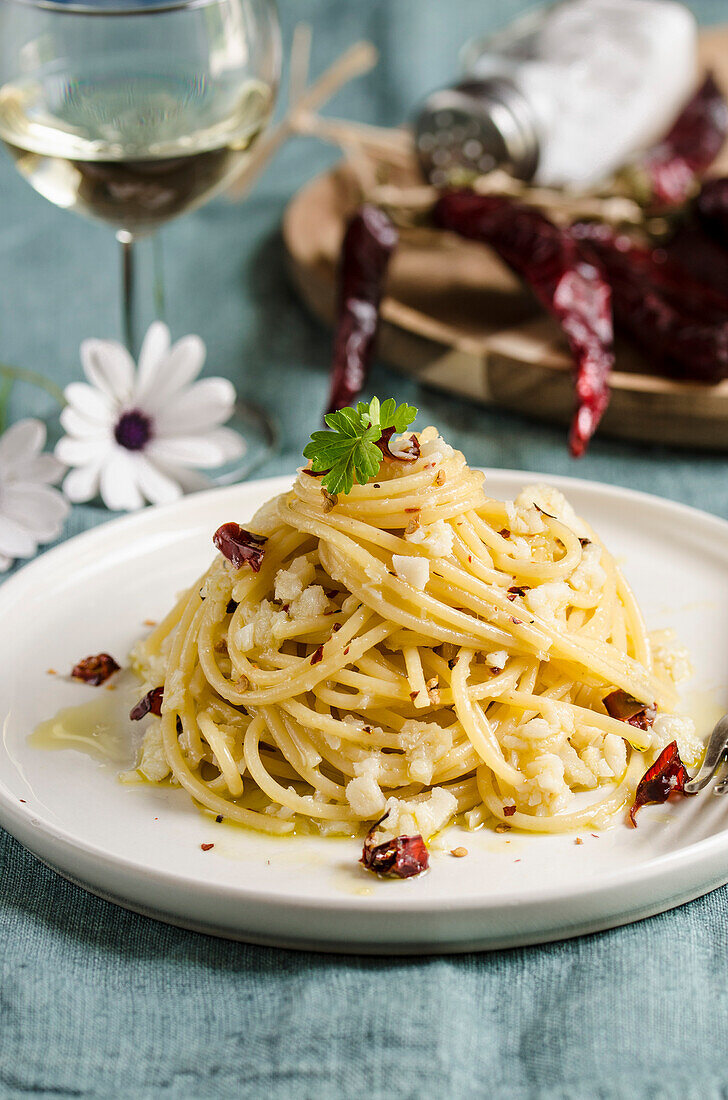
[282,27,728,450]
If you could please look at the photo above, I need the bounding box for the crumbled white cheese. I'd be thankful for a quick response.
[236,623,255,652]
[505,501,545,536]
[525,580,572,622]
[274,555,315,602]
[405,518,454,559]
[465,805,487,831]
[582,744,614,780]
[570,542,606,595]
[652,713,703,766]
[520,716,556,742]
[290,585,328,620]
[137,723,170,782]
[346,757,386,817]
[515,483,589,538]
[382,787,457,838]
[650,629,693,684]
[264,803,295,820]
[603,732,627,776]
[236,599,288,651]
[389,433,418,460]
[485,649,508,670]
[399,719,453,785]
[419,431,454,461]
[525,753,565,793]
[509,535,532,559]
[561,741,599,788]
[392,554,430,590]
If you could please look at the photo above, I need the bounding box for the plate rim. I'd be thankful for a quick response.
[1,469,728,920]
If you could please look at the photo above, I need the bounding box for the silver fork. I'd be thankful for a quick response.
[684,714,728,795]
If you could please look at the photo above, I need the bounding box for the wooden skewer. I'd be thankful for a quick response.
[226,34,379,200]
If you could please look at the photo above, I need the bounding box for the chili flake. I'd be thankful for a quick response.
[604,689,656,731]
[629,740,689,826]
[213,523,267,572]
[71,653,120,686]
[360,814,429,878]
[130,686,163,721]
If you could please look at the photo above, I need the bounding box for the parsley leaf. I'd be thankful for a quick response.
[303,397,418,496]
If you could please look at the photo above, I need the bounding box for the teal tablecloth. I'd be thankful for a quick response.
[2,2,728,1096]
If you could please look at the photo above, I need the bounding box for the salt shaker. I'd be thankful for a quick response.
[415,0,697,189]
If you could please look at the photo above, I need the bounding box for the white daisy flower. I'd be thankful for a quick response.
[56,322,244,511]
[0,418,69,571]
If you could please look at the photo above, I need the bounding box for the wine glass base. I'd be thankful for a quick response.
[203,398,279,487]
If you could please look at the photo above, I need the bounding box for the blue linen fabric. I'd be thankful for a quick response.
[1,1,728,1096]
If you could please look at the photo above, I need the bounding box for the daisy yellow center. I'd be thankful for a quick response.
[115,410,153,451]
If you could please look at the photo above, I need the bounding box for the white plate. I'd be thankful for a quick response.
[1,472,727,954]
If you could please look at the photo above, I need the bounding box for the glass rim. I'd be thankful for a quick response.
[2,0,239,14]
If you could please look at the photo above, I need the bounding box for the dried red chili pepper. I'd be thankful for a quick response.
[662,218,728,300]
[130,686,164,721]
[361,816,429,878]
[631,74,728,207]
[433,191,614,457]
[326,205,399,415]
[213,523,267,572]
[507,585,529,600]
[572,221,728,383]
[695,176,728,250]
[71,653,120,686]
[603,689,656,732]
[377,426,420,462]
[629,740,689,826]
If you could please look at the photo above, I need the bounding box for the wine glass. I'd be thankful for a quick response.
[0,0,281,484]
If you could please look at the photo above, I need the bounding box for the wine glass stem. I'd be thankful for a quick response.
[117,230,139,358]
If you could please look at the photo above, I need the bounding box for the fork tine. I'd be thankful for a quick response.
[684,714,728,795]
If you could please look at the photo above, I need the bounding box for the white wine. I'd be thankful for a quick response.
[0,70,273,233]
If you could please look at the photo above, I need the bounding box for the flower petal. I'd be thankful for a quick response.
[64,382,114,424]
[99,449,145,511]
[1,484,69,540]
[153,461,211,494]
[60,405,110,441]
[81,339,136,403]
[146,427,244,469]
[0,418,45,470]
[0,551,12,572]
[14,454,66,486]
[203,427,246,462]
[56,436,110,467]
[134,322,171,403]
[154,378,236,436]
[130,453,183,506]
[140,335,206,412]
[0,514,37,558]
[63,463,102,504]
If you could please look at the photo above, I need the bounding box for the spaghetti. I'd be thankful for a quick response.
[131,426,702,843]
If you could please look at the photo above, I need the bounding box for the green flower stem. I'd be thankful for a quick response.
[0,375,12,435]
[0,364,66,437]
[0,364,66,407]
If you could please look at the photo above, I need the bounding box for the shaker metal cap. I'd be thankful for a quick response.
[414,78,539,186]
